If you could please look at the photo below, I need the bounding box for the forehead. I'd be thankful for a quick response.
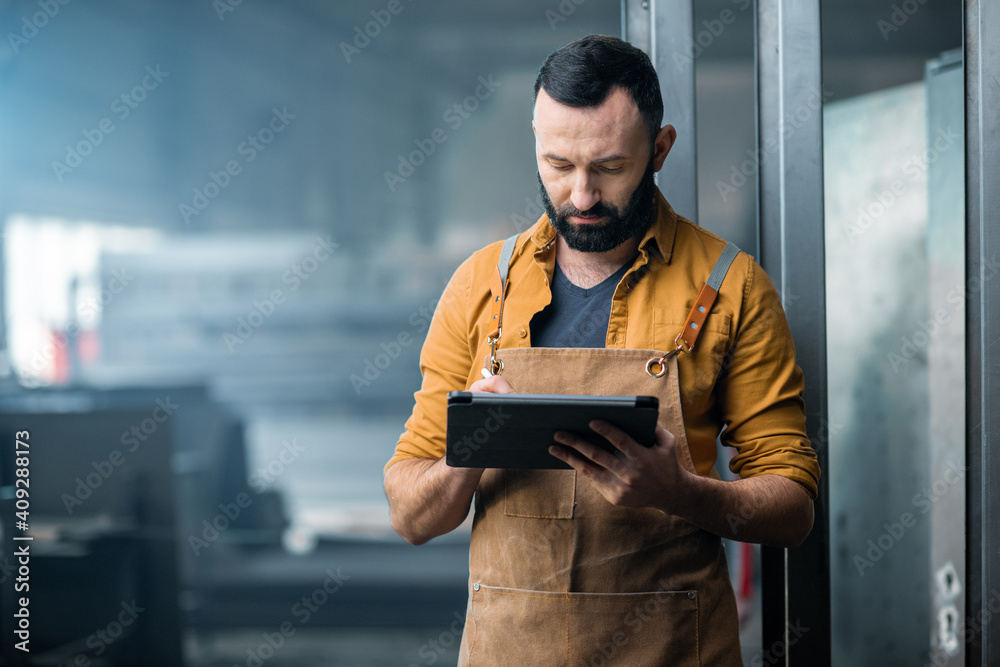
[533,86,646,156]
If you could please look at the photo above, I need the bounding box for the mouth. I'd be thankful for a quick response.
[570,214,605,225]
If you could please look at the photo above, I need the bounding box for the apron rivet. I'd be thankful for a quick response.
[687,591,695,599]
[473,583,480,591]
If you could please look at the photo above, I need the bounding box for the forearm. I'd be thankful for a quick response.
[384,457,484,545]
[670,473,814,547]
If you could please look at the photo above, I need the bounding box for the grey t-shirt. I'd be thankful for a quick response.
[530,259,634,348]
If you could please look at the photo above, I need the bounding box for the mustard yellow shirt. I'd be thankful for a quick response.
[386,190,821,498]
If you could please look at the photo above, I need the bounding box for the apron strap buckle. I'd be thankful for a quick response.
[486,334,504,376]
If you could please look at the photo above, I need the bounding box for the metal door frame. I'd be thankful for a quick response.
[964,0,1000,664]
[754,1,830,663]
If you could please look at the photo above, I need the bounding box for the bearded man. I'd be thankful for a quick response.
[384,34,820,665]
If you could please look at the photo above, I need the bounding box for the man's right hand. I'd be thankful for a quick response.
[384,372,516,545]
[468,373,516,394]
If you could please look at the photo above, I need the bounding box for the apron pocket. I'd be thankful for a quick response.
[504,469,576,518]
[466,585,569,665]
[466,584,701,666]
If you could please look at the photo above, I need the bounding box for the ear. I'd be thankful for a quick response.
[652,124,676,171]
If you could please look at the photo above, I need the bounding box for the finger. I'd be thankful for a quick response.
[467,375,516,394]
[553,431,628,475]
[588,420,640,463]
[548,444,617,482]
[653,424,695,473]
[653,424,677,450]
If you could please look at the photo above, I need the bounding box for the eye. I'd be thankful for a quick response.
[600,165,624,173]
[548,162,572,171]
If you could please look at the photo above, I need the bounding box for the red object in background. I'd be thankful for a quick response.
[50,330,70,384]
[740,541,754,598]
[78,328,101,365]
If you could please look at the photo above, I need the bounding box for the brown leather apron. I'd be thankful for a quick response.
[457,239,744,666]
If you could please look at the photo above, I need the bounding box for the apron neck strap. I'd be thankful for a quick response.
[674,242,741,352]
[485,233,521,374]
[486,235,741,368]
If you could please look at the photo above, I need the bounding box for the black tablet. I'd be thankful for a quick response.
[445,391,659,469]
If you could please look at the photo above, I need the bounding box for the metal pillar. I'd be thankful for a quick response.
[755,0,830,664]
[965,1,1000,664]
[624,0,698,222]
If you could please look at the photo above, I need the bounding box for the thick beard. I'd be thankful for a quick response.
[538,157,657,253]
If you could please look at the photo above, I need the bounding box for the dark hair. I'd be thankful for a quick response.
[533,35,663,143]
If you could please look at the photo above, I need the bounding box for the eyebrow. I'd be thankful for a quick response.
[542,153,628,164]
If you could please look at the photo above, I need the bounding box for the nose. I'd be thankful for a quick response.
[570,170,600,213]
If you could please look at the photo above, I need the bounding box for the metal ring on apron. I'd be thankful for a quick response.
[645,347,683,378]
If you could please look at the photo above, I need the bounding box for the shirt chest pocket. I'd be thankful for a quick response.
[653,307,732,396]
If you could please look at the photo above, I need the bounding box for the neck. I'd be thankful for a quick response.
[554,235,641,289]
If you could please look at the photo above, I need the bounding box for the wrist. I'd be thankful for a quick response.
[660,467,706,520]
[437,458,484,489]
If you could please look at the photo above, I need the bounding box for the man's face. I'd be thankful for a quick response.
[533,87,658,253]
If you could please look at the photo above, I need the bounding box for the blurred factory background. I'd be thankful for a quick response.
[0,0,986,665]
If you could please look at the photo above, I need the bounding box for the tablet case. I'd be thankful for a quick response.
[446,392,659,469]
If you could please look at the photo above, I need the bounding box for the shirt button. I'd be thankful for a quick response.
[519,328,527,338]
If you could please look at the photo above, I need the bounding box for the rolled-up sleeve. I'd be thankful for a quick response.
[718,260,821,498]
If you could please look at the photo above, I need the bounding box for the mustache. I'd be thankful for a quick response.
[554,200,618,219]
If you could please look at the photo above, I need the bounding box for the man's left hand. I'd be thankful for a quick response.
[549,421,691,514]
[551,421,816,547]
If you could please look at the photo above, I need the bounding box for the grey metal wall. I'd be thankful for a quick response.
[825,80,932,663]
